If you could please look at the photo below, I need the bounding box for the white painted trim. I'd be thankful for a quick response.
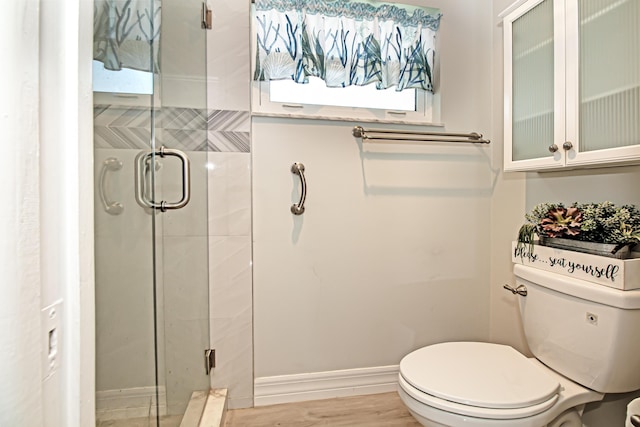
[95,386,167,421]
[254,365,399,407]
[251,110,445,127]
[498,0,530,19]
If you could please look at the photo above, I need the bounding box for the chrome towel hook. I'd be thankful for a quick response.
[291,162,306,215]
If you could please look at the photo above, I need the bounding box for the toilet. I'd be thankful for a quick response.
[398,264,640,427]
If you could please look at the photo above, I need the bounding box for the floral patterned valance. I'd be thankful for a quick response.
[94,0,161,72]
[253,0,442,92]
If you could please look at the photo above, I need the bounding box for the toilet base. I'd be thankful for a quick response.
[399,385,552,427]
[404,399,582,427]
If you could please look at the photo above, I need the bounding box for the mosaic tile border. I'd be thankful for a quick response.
[94,105,250,152]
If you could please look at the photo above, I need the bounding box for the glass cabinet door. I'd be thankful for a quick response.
[504,0,640,171]
[573,0,640,155]
[511,0,556,161]
[504,0,566,171]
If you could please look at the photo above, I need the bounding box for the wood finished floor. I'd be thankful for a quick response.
[224,392,422,427]
[96,415,182,427]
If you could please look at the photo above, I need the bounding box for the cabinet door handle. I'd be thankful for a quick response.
[290,163,306,215]
[548,144,559,153]
[563,141,573,150]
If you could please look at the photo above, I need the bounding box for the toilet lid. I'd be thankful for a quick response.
[399,342,560,410]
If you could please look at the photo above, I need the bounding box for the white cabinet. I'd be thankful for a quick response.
[503,0,640,171]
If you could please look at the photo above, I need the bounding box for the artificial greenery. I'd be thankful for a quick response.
[517,201,640,253]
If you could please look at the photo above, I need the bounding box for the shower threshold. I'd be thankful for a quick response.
[96,389,227,427]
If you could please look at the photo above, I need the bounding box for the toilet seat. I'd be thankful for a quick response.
[399,374,559,419]
[399,342,561,420]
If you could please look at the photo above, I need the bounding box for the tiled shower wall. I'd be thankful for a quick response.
[94,105,249,153]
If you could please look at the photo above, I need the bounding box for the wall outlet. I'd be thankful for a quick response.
[41,300,63,380]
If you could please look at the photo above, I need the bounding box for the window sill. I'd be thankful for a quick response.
[250,110,445,127]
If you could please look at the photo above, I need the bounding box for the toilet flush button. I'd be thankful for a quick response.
[586,313,598,325]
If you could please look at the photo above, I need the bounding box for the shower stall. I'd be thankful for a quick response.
[93,0,212,424]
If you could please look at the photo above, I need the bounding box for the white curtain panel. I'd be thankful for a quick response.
[94,0,161,72]
[254,0,442,92]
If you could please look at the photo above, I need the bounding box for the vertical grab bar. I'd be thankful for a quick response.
[290,162,306,215]
[99,157,124,215]
[134,146,191,212]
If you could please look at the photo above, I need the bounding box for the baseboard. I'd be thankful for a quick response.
[254,365,399,407]
[96,386,167,421]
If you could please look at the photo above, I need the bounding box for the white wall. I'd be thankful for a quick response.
[1,0,95,426]
[41,0,96,424]
[252,0,494,380]
[489,0,529,353]
[0,1,43,425]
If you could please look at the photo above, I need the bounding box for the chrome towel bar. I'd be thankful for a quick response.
[352,126,490,144]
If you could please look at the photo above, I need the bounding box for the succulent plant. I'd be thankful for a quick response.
[516,201,640,254]
[539,207,583,238]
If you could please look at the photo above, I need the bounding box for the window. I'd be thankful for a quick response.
[270,77,416,111]
[253,78,438,124]
[92,60,153,95]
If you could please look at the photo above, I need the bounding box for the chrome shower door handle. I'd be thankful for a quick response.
[99,157,124,215]
[291,162,306,215]
[135,146,191,212]
[135,151,154,209]
[158,146,191,211]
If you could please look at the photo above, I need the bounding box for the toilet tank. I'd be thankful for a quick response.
[514,264,640,394]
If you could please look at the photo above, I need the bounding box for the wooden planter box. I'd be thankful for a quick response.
[512,241,640,290]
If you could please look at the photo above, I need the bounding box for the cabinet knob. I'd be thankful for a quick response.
[563,141,573,150]
[548,144,559,153]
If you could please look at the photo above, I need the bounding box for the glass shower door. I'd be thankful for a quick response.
[93,0,210,425]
